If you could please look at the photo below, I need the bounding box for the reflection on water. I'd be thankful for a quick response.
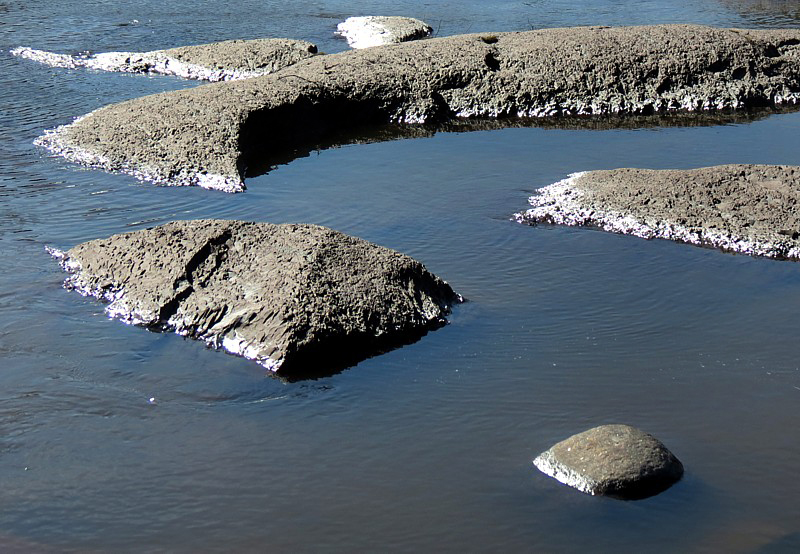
[245,107,798,178]
[721,0,800,25]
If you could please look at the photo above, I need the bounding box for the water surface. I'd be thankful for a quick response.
[2,0,800,552]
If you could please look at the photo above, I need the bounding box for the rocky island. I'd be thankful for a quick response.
[515,164,800,260]
[49,220,463,379]
[34,24,800,192]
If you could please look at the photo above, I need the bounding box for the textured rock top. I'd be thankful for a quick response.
[534,424,684,499]
[515,164,800,260]
[160,38,318,73]
[12,38,318,82]
[35,25,800,191]
[50,220,462,379]
[336,16,433,49]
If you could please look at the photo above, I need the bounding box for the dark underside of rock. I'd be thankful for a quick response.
[534,424,684,500]
[41,24,800,191]
[51,220,462,380]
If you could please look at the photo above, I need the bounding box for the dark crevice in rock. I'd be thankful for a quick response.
[182,229,232,287]
[155,230,233,324]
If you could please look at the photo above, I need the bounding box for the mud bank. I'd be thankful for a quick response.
[12,38,317,82]
[36,25,800,191]
[515,165,800,260]
[336,16,432,49]
[49,220,462,379]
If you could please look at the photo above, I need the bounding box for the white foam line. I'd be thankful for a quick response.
[11,46,274,82]
[513,172,800,260]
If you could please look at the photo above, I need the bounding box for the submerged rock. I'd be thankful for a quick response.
[49,220,462,379]
[11,38,318,82]
[534,424,684,500]
[34,25,800,191]
[336,16,433,49]
[515,164,800,260]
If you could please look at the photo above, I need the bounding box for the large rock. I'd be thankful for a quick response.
[515,164,800,260]
[11,38,318,82]
[534,424,684,499]
[49,220,462,379]
[336,16,433,49]
[35,25,800,192]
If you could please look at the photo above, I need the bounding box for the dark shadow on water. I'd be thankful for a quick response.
[242,107,799,180]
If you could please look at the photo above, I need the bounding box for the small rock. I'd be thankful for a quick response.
[336,16,433,49]
[533,424,683,499]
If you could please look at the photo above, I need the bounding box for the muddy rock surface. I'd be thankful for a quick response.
[35,24,800,192]
[534,424,684,499]
[336,16,433,49]
[515,164,800,260]
[12,38,318,82]
[50,220,462,379]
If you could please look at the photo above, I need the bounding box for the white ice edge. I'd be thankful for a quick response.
[10,46,275,82]
[533,451,599,495]
[513,171,800,260]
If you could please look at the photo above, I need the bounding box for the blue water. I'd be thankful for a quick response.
[3,0,800,551]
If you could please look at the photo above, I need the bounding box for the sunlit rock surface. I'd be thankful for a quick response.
[534,424,684,499]
[49,220,462,379]
[35,25,800,191]
[515,164,800,260]
[12,38,318,82]
[336,16,432,49]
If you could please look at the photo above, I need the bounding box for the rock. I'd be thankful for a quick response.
[336,16,433,49]
[514,164,800,260]
[34,25,800,192]
[11,38,318,82]
[48,220,462,379]
[534,424,684,499]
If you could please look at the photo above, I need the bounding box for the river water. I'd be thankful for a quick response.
[3,0,800,552]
